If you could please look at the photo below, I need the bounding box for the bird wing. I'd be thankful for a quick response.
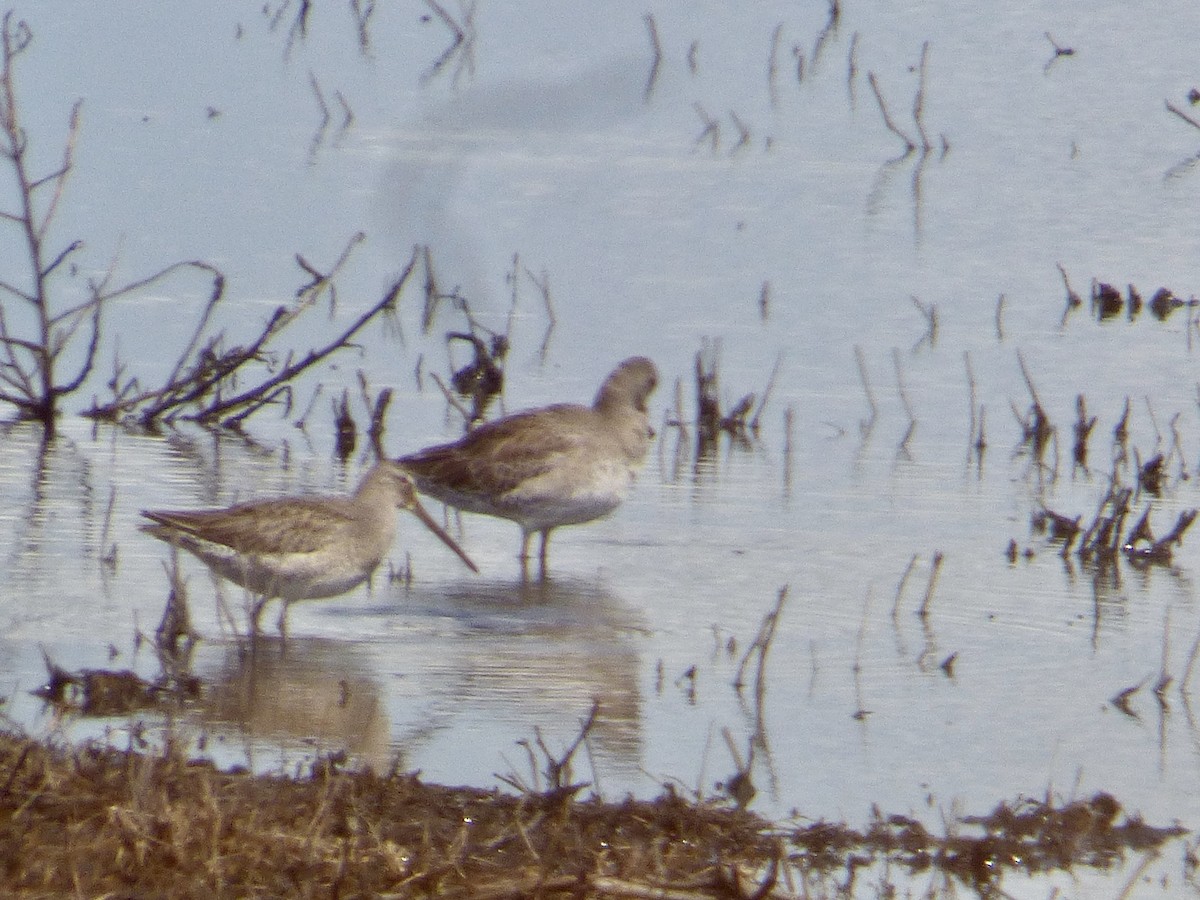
[399,406,593,502]
[141,497,357,556]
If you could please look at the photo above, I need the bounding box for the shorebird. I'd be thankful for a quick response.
[141,461,479,634]
[396,356,658,579]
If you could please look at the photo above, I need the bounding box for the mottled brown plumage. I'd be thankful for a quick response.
[397,357,658,578]
[142,462,478,634]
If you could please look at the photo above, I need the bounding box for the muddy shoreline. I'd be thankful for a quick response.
[0,730,1187,898]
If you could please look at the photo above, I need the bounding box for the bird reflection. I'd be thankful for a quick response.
[393,577,647,780]
[192,637,391,771]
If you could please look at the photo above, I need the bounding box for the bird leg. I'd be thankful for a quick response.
[518,531,532,581]
[537,529,552,580]
[276,600,290,638]
[518,529,553,580]
[250,596,270,637]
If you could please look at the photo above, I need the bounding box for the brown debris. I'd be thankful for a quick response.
[692,340,773,460]
[1032,507,1081,555]
[1137,452,1165,496]
[794,793,1185,890]
[333,388,357,461]
[1012,352,1055,477]
[1149,287,1184,320]
[0,732,783,899]
[448,330,506,426]
[1093,281,1123,321]
[0,730,1188,898]
[1056,267,1198,324]
[1124,508,1198,567]
[1072,394,1096,471]
[1030,486,1197,570]
[36,633,198,719]
[33,663,161,717]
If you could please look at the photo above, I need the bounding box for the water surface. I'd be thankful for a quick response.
[3,2,1200,894]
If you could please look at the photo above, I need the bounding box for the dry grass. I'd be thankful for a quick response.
[0,729,781,898]
[0,728,1188,898]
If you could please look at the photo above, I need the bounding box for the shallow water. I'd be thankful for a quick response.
[3,2,1200,894]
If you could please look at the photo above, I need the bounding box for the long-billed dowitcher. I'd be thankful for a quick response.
[396,356,658,579]
[141,461,479,634]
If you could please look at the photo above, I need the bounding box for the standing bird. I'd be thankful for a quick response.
[396,356,658,579]
[141,461,478,635]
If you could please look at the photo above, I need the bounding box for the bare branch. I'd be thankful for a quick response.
[868,71,915,153]
[350,0,375,54]
[0,275,33,303]
[158,266,226,393]
[34,99,81,242]
[912,42,932,152]
[50,296,101,396]
[81,264,228,421]
[0,303,34,397]
[0,333,43,355]
[39,238,81,281]
[96,258,223,305]
[421,0,476,87]
[194,247,418,425]
[1166,99,1200,132]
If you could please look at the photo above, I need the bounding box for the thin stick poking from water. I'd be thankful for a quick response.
[867,71,915,154]
[671,377,688,439]
[1115,850,1161,900]
[893,347,916,455]
[782,405,794,498]
[1057,262,1083,324]
[308,71,330,129]
[853,587,873,720]
[910,295,937,350]
[734,588,788,803]
[1155,608,1173,707]
[734,585,789,692]
[846,32,859,108]
[964,350,978,466]
[504,253,521,349]
[916,551,944,621]
[1166,99,1200,132]
[350,0,374,53]
[767,23,783,109]
[912,42,932,153]
[891,554,918,623]
[693,103,720,150]
[718,723,762,808]
[1180,616,1200,696]
[854,345,876,439]
[429,371,473,425]
[99,483,118,569]
[523,265,556,361]
[749,352,782,434]
[964,351,987,467]
[334,91,354,131]
[1169,412,1188,481]
[643,14,662,99]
